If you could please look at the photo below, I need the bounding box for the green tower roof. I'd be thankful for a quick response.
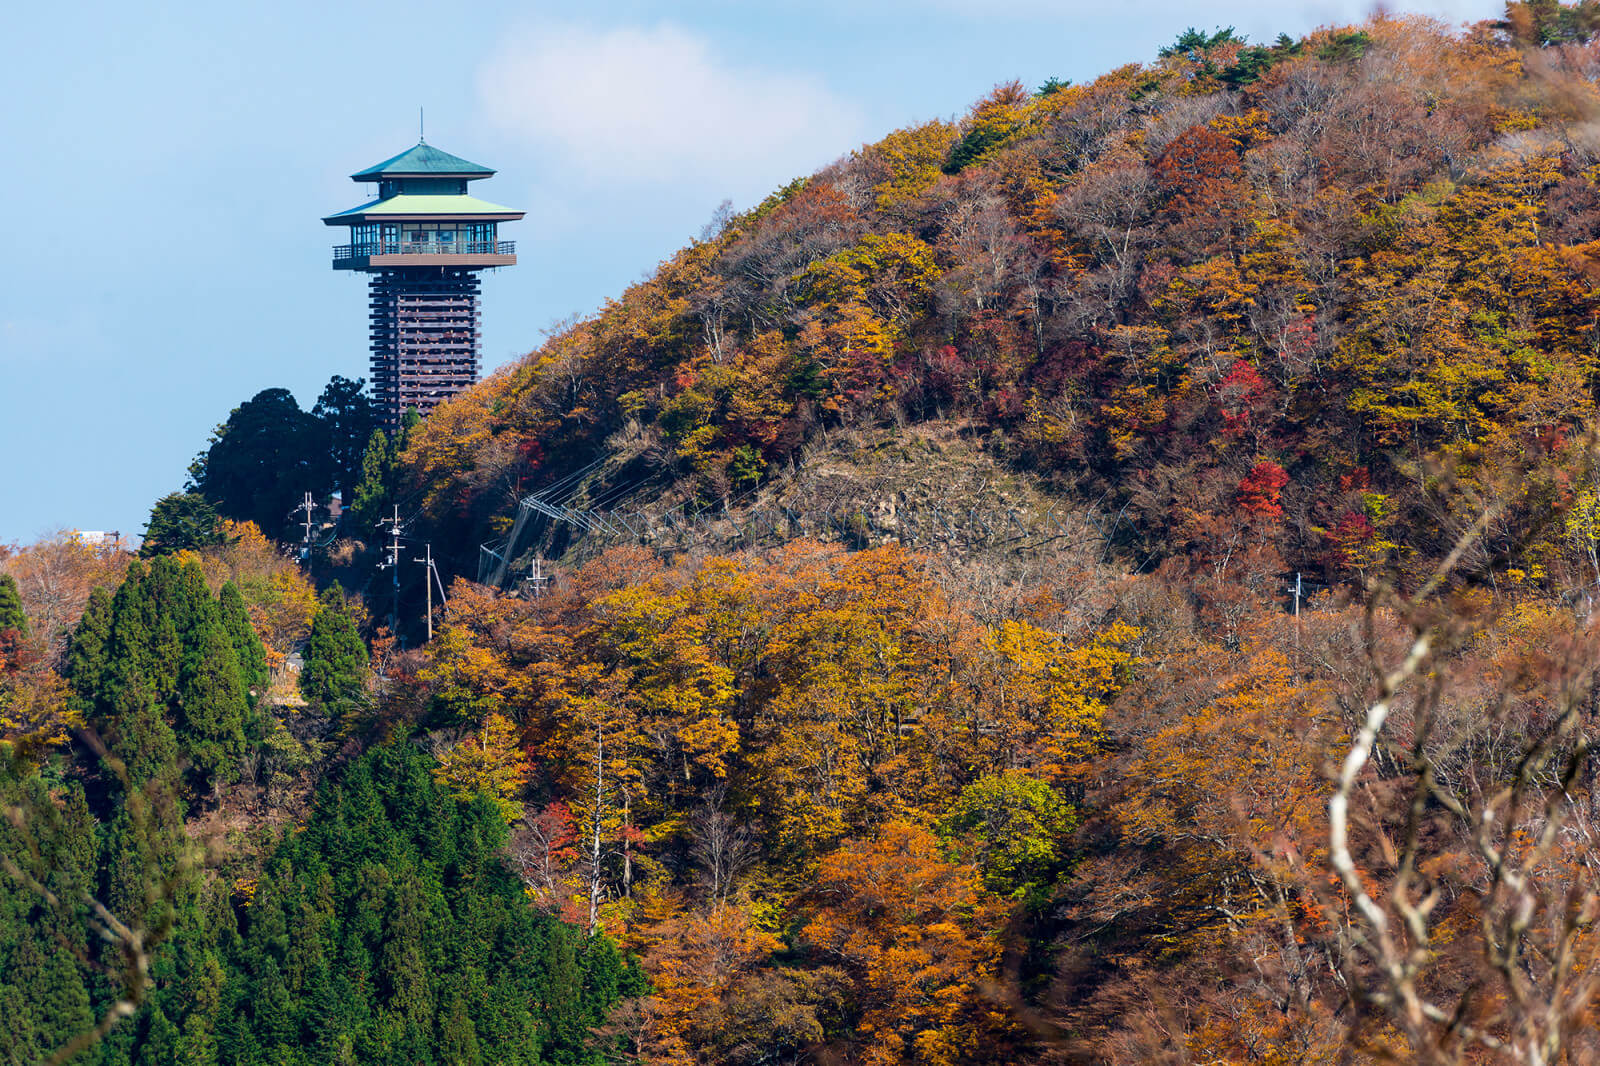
[352,142,495,180]
[322,194,524,223]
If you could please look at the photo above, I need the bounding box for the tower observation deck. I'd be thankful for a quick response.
[323,141,524,428]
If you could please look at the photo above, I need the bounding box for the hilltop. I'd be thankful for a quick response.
[399,8,1600,601]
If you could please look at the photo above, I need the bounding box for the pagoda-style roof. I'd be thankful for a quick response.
[322,194,524,225]
[351,142,494,181]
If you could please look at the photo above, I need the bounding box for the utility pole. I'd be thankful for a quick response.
[414,543,438,642]
[377,506,403,640]
[1290,571,1303,670]
[296,492,318,560]
[524,556,548,599]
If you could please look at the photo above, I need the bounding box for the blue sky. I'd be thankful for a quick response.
[0,0,1500,544]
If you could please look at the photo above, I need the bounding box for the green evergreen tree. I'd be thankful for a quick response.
[299,589,369,728]
[398,407,422,444]
[251,957,298,1050]
[109,683,181,788]
[0,984,40,1065]
[377,871,434,1024]
[179,1012,220,1066]
[313,375,377,497]
[169,559,218,643]
[218,581,268,698]
[0,573,27,638]
[141,493,225,557]
[0,778,101,1051]
[100,788,189,928]
[136,1007,181,1066]
[8,933,95,1061]
[439,991,482,1066]
[65,585,114,703]
[207,742,626,1062]
[540,931,587,1057]
[0,723,628,1065]
[105,559,184,709]
[348,429,392,534]
[189,388,325,535]
[175,619,248,792]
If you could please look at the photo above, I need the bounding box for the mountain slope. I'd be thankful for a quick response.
[403,11,1600,596]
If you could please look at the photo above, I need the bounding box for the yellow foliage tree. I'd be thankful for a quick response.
[0,660,80,761]
[866,121,959,215]
[967,618,1137,781]
[433,712,531,822]
[800,821,1010,1066]
[1118,646,1333,954]
[632,902,783,1065]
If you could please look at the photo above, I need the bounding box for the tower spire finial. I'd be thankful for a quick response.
[419,107,425,143]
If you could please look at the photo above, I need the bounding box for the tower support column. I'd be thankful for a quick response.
[367,267,482,429]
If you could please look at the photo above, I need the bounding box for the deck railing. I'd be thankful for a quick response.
[333,241,515,261]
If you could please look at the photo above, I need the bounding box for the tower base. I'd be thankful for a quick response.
[368,267,481,429]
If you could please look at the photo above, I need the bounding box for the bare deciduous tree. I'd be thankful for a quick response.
[1329,509,1600,1064]
[689,787,758,907]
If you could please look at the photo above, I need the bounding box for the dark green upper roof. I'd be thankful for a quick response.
[351,142,494,181]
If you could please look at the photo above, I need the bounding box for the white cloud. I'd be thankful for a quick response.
[478,22,866,194]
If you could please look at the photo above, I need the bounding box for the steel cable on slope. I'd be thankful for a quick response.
[481,454,613,586]
[584,475,655,513]
[529,455,609,504]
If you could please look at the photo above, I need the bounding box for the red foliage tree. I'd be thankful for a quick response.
[1236,460,1289,519]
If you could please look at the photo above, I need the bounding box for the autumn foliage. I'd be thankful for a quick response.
[23,8,1600,1064]
[410,541,1129,1062]
[383,12,1600,606]
[368,11,1600,1060]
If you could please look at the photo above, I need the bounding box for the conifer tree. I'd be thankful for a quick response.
[350,409,417,535]
[176,619,248,791]
[0,573,28,637]
[398,406,421,443]
[179,1003,221,1066]
[251,957,298,1050]
[188,388,324,534]
[3,934,94,1061]
[136,1007,181,1066]
[300,588,369,728]
[109,683,181,788]
[141,492,225,557]
[378,871,435,1024]
[218,580,268,698]
[105,559,183,709]
[100,777,191,926]
[0,986,38,1064]
[0,773,99,1061]
[65,584,114,702]
[170,557,217,642]
[440,992,483,1066]
[348,428,392,534]
[313,374,378,496]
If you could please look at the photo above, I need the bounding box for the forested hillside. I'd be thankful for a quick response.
[400,7,1600,592]
[0,550,637,1065]
[13,4,1600,1064]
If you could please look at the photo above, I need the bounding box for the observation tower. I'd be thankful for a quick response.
[324,141,524,428]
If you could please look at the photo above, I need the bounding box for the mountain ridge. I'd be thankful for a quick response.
[395,11,1600,604]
